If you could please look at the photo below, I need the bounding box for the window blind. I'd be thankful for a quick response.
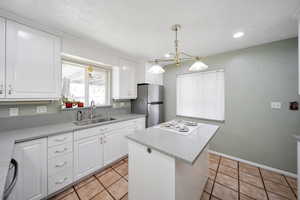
[176,70,225,121]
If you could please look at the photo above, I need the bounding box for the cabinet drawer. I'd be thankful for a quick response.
[48,142,73,158]
[74,123,120,140]
[48,132,73,147]
[48,153,73,176]
[48,168,73,194]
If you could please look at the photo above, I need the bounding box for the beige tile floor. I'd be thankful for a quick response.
[50,154,297,200]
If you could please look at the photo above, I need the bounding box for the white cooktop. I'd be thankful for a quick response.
[154,120,199,136]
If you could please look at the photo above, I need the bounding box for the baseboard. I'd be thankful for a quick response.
[208,150,297,179]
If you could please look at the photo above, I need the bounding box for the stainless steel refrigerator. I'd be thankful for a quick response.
[132,84,164,127]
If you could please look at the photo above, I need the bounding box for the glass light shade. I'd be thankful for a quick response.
[148,63,165,74]
[188,61,208,71]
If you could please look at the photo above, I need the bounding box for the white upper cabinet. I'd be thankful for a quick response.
[5,20,61,100]
[112,58,137,99]
[0,18,5,98]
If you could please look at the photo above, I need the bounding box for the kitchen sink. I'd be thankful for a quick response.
[73,117,116,126]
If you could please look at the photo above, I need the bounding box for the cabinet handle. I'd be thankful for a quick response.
[8,85,13,95]
[55,148,67,154]
[55,177,68,185]
[54,137,67,142]
[55,161,67,168]
[147,148,152,154]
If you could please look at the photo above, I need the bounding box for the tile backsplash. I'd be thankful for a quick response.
[0,100,131,131]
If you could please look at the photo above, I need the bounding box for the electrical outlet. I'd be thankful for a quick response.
[9,107,19,116]
[36,106,47,113]
[271,102,281,109]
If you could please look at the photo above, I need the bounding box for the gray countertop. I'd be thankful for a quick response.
[127,123,219,165]
[0,113,145,199]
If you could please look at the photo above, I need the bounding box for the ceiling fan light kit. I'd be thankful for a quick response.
[148,24,208,74]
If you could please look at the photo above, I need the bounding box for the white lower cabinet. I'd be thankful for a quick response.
[47,132,74,195]
[9,138,47,200]
[8,117,145,200]
[103,125,136,165]
[74,135,103,181]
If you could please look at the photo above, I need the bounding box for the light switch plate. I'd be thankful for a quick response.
[36,106,47,113]
[9,107,19,116]
[271,102,281,109]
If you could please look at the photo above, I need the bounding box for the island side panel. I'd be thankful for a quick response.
[128,140,176,200]
[175,145,209,200]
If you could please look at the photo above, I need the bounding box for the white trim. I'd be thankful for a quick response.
[209,150,297,178]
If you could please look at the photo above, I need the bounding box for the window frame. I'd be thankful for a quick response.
[176,69,225,122]
[61,57,112,108]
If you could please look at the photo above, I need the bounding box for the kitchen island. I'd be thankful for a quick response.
[126,121,219,200]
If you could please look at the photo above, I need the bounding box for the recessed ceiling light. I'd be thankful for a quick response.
[233,32,244,38]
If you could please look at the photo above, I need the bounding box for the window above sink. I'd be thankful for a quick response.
[61,59,111,109]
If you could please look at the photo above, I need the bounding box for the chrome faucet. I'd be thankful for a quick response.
[89,100,96,120]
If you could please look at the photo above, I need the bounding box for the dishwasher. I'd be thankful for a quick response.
[3,159,18,200]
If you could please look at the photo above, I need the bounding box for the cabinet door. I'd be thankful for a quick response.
[74,136,103,180]
[104,126,135,165]
[120,126,136,156]
[103,130,123,165]
[128,140,175,200]
[11,138,47,200]
[113,59,137,99]
[6,20,61,99]
[0,18,5,98]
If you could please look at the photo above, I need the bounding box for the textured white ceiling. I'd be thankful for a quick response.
[0,0,299,60]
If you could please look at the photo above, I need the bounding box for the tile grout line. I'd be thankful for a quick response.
[72,186,82,200]
[283,175,297,199]
[258,168,269,200]
[111,166,127,179]
[94,174,117,200]
[209,155,221,200]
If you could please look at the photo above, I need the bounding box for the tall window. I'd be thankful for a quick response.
[176,70,225,121]
[62,60,110,107]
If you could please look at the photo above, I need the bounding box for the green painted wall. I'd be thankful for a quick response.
[163,38,300,173]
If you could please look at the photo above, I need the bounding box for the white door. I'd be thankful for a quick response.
[74,136,103,180]
[10,138,47,200]
[6,20,61,99]
[0,18,5,98]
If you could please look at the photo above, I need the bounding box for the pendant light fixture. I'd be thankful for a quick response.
[148,24,208,73]
[147,60,165,74]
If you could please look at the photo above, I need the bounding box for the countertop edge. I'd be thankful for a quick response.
[127,125,220,165]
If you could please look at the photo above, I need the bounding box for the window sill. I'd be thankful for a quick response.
[176,115,225,123]
[61,105,112,111]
